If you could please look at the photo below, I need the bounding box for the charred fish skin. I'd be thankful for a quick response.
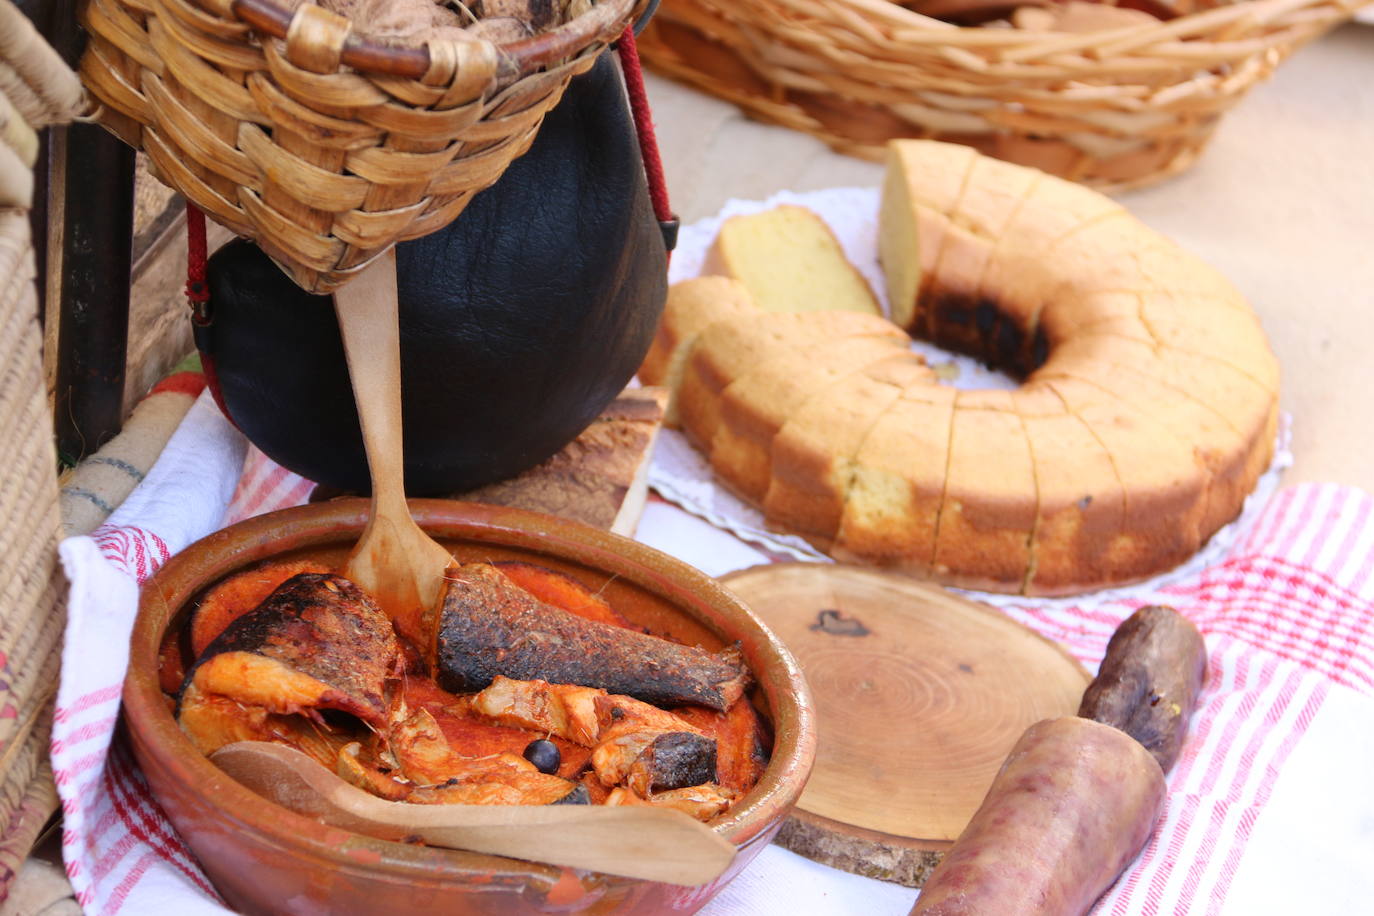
[632,733,718,794]
[435,563,749,711]
[553,784,592,806]
[184,573,402,726]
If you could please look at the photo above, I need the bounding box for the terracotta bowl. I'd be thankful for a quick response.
[125,500,816,915]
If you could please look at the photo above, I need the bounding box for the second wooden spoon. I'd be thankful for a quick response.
[211,741,738,886]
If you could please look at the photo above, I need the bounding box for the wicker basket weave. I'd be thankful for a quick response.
[79,0,643,291]
[638,0,1370,189]
[0,0,86,893]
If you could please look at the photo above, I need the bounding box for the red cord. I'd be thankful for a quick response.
[616,27,676,258]
[184,201,239,424]
[186,201,209,314]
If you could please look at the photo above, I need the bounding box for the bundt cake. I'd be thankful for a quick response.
[640,141,1279,595]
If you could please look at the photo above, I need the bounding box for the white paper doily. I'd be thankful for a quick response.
[649,186,1293,610]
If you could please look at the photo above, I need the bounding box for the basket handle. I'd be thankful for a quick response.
[225,0,641,82]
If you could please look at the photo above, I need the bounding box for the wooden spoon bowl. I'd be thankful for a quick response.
[125,500,815,915]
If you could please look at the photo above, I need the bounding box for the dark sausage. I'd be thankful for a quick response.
[911,605,1208,915]
[1078,605,1207,772]
[910,717,1165,915]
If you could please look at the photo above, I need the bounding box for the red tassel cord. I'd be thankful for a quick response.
[185,201,209,320]
[616,26,678,258]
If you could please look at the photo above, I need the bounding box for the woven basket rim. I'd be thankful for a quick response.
[718,0,1367,46]
[217,0,643,81]
[638,0,1366,188]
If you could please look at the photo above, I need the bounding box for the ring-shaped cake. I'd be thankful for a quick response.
[640,141,1279,596]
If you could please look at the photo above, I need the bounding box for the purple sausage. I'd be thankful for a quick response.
[911,717,1166,916]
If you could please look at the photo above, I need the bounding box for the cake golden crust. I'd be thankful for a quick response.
[638,276,757,426]
[831,384,957,573]
[930,391,1038,591]
[1013,386,1126,596]
[706,334,913,502]
[675,310,901,448]
[763,354,936,548]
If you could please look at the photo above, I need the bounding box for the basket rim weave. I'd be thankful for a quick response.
[673,0,1369,49]
[79,0,648,291]
[217,0,642,82]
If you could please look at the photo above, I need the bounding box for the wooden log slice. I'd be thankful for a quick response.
[720,563,1088,886]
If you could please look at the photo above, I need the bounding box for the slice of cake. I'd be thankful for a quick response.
[1132,242,1251,314]
[880,140,979,332]
[638,276,757,425]
[832,383,958,574]
[707,332,914,502]
[989,211,1155,362]
[1035,334,1275,537]
[972,176,1124,370]
[763,354,937,547]
[1042,377,1209,578]
[932,390,1038,592]
[675,310,906,456]
[1052,334,1275,454]
[922,155,1040,359]
[1012,386,1125,596]
[703,205,882,317]
[1031,351,1256,541]
[1135,297,1280,394]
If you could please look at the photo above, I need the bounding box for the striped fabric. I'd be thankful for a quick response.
[996,484,1374,916]
[50,419,1374,914]
[223,446,317,527]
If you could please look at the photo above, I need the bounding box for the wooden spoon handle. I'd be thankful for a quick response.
[333,248,451,640]
[349,801,735,886]
[334,249,407,519]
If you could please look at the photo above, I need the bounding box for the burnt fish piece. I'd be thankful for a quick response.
[178,573,403,756]
[626,733,718,797]
[433,563,749,711]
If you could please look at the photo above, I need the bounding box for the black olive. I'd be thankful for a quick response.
[523,739,561,775]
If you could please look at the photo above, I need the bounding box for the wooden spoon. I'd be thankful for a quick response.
[211,741,738,886]
[333,249,454,647]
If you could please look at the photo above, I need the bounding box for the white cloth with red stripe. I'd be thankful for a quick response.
[52,389,1374,915]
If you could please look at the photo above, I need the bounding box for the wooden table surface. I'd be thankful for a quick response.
[645,22,1374,494]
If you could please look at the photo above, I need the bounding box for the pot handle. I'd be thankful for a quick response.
[633,0,660,35]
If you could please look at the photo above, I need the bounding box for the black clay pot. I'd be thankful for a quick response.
[198,54,667,496]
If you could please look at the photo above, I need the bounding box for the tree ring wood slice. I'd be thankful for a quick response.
[720,563,1089,886]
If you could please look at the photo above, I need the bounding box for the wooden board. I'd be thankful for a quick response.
[720,563,1089,886]
[455,388,668,536]
[313,388,670,537]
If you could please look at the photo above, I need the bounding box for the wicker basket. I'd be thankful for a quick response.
[638,0,1370,189]
[0,0,86,893]
[79,0,644,291]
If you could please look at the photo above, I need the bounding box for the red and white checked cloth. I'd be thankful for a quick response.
[53,389,1374,915]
